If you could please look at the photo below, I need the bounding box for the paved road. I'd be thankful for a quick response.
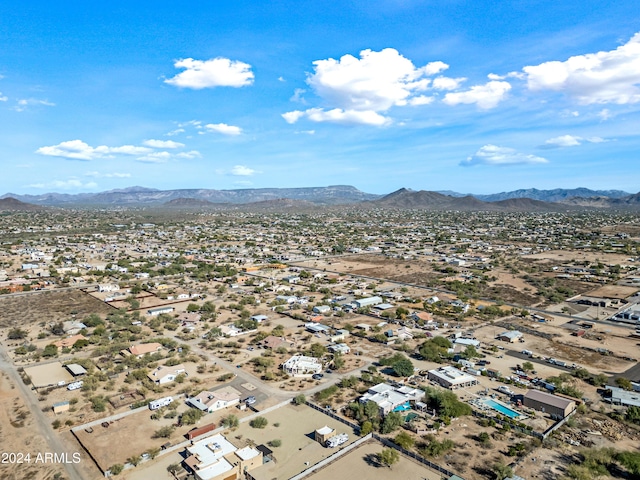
[505,349,574,373]
[0,342,84,480]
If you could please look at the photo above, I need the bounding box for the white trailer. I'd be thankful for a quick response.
[149,396,173,410]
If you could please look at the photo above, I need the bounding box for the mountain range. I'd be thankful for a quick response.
[1,185,639,211]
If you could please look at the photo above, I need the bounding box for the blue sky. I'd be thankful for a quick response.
[1,1,639,195]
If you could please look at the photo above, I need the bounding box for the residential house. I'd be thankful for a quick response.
[147,364,186,385]
[359,382,423,415]
[187,386,242,413]
[260,335,291,350]
[183,434,263,480]
[282,354,323,376]
[126,342,163,358]
[54,334,88,349]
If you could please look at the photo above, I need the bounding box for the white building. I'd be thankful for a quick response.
[187,386,241,413]
[184,434,262,480]
[282,354,323,376]
[427,366,479,390]
[354,296,383,308]
[147,364,186,385]
[359,383,423,415]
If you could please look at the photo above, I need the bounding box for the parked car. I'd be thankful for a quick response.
[244,396,256,405]
[312,373,324,380]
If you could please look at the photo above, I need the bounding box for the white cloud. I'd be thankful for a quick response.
[36,140,104,160]
[143,139,184,149]
[542,134,608,148]
[523,32,640,104]
[165,57,254,89]
[29,178,98,190]
[109,145,152,155]
[136,151,172,163]
[283,108,391,126]
[462,145,548,166]
[408,95,434,106]
[165,128,185,136]
[290,88,306,103]
[205,123,242,135]
[295,130,315,135]
[231,165,257,176]
[282,111,306,124]
[176,150,202,159]
[85,171,131,178]
[36,140,155,160]
[432,76,466,90]
[423,61,449,75]
[0,93,7,102]
[545,134,583,147]
[307,48,441,113]
[489,72,525,80]
[15,98,55,111]
[598,108,612,121]
[443,81,511,109]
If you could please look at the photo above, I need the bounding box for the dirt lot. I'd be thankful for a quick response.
[0,371,65,480]
[0,289,113,329]
[228,403,360,480]
[308,440,442,480]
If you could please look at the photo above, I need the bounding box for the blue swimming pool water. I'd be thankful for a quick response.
[484,399,521,419]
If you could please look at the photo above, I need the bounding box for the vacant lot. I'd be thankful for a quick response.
[0,371,65,480]
[0,289,113,329]
[309,440,442,480]
[230,403,359,480]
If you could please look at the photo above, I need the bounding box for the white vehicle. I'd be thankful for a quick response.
[498,385,513,395]
[149,396,173,410]
[326,433,348,448]
[67,381,83,391]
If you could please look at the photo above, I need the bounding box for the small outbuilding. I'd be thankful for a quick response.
[314,425,336,446]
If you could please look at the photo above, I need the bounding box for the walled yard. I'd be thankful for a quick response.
[308,440,442,480]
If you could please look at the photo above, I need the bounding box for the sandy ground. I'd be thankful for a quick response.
[0,371,65,480]
[308,440,442,480]
[124,403,362,480]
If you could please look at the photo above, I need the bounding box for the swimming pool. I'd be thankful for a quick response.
[483,399,522,419]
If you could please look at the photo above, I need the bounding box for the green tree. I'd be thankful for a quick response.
[616,377,634,391]
[392,357,414,377]
[109,464,124,475]
[492,462,513,480]
[153,426,175,438]
[522,361,535,372]
[360,420,373,435]
[250,416,268,429]
[394,431,414,449]
[127,455,142,466]
[292,394,306,406]
[309,343,327,358]
[221,414,239,428]
[181,408,204,425]
[378,448,400,468]
[42,344,58,358]
[7,328,28,340]
[380,412,403,434]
